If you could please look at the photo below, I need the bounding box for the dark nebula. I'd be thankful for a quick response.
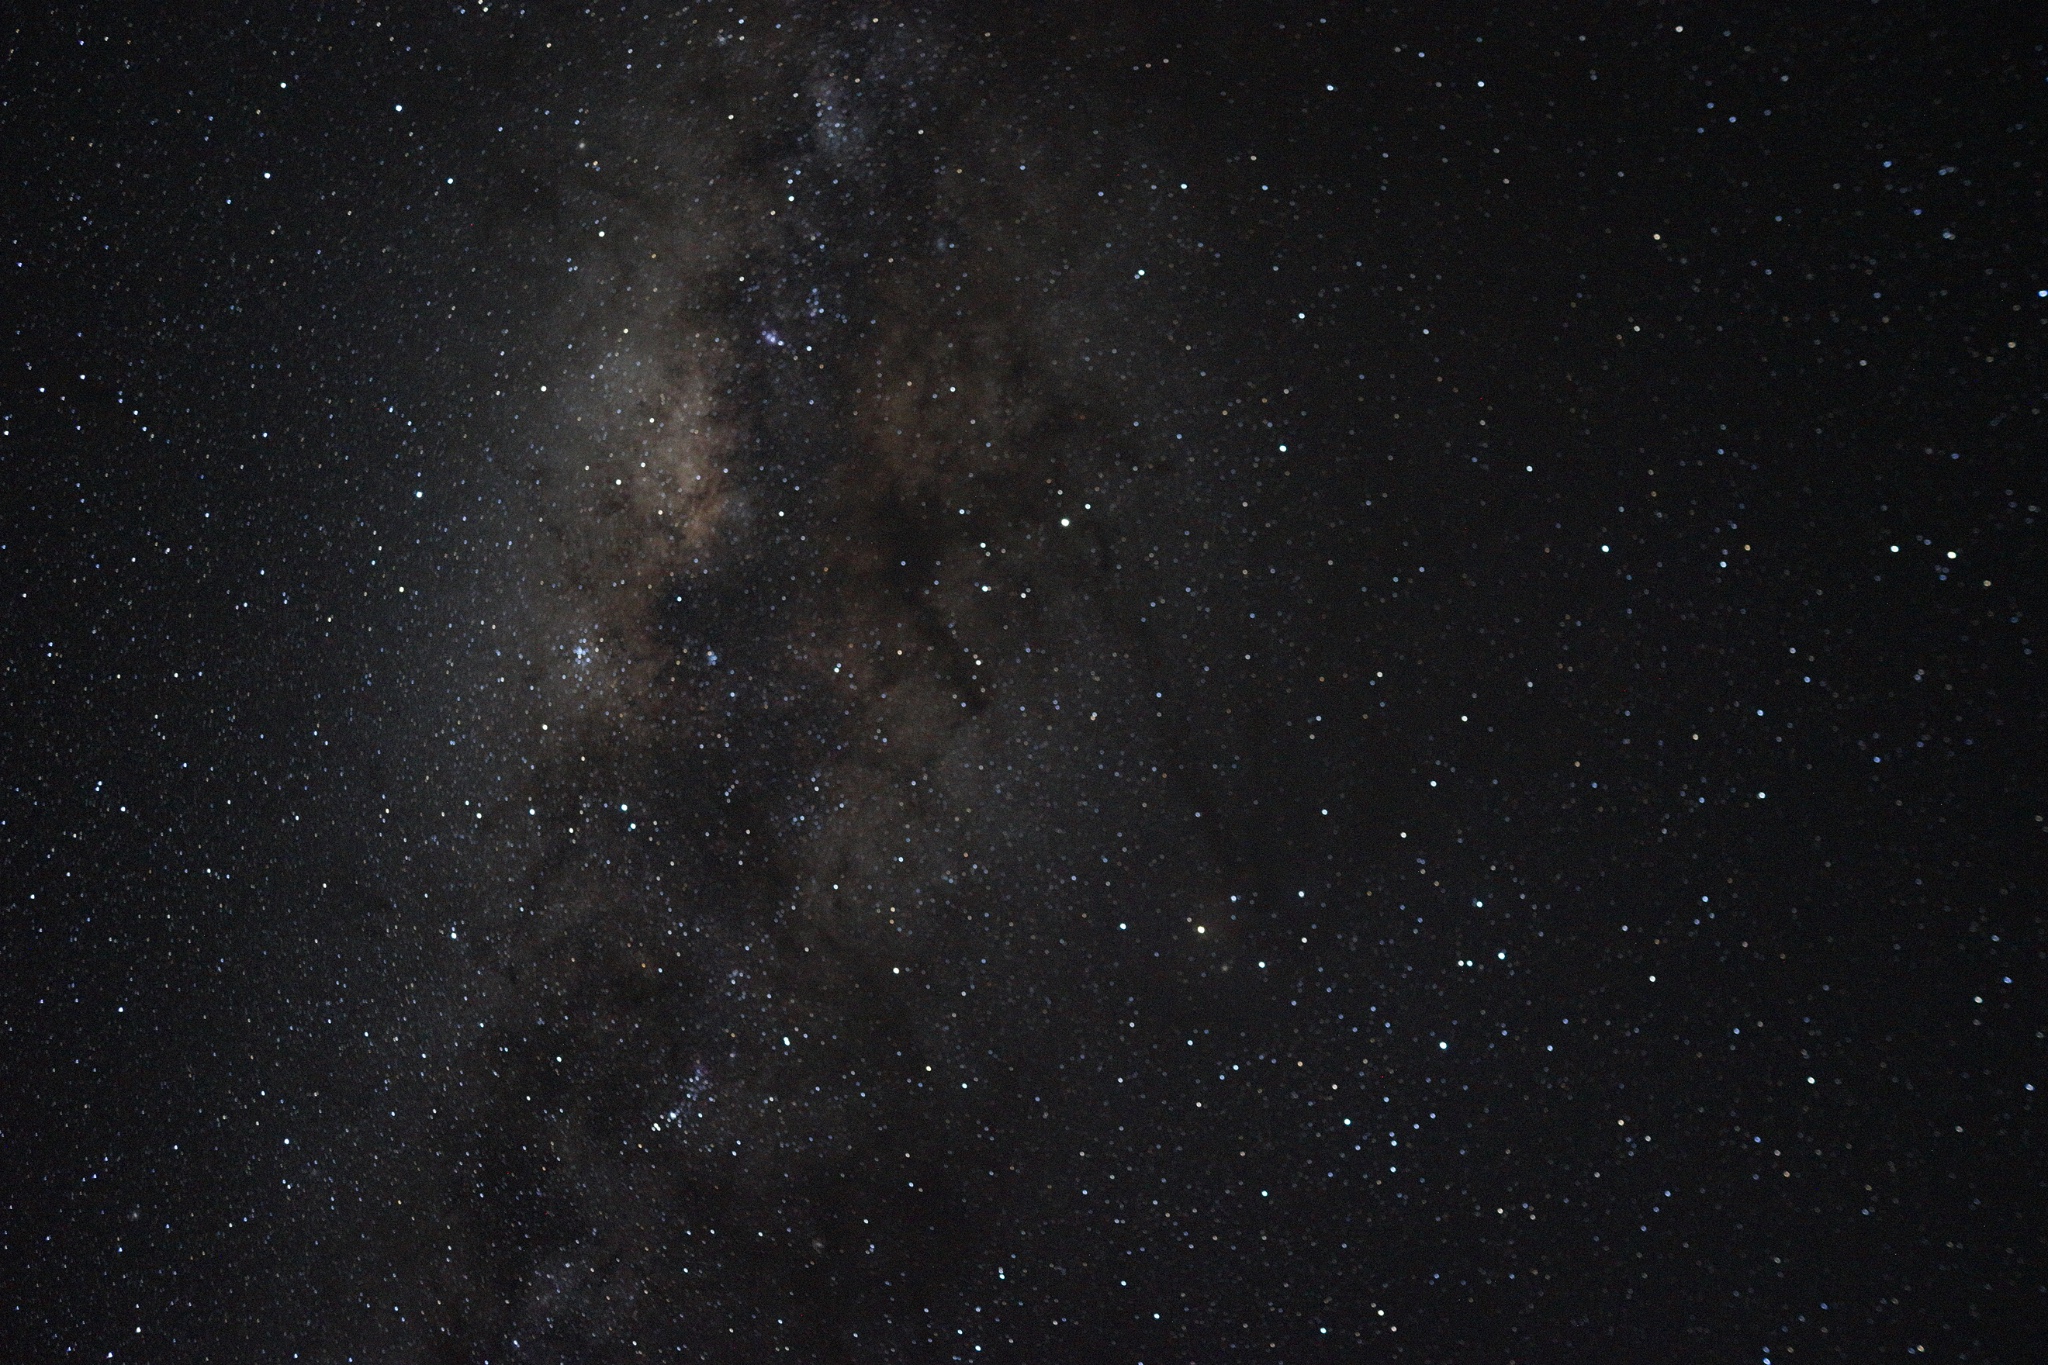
[3,4,2041,1362]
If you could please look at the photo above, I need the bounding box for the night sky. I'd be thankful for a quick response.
[3,4,2042,1361]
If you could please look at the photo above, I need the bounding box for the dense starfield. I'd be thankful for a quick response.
[3,3,2043,1361]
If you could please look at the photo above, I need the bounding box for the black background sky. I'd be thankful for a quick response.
[2,3,2042,1362]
